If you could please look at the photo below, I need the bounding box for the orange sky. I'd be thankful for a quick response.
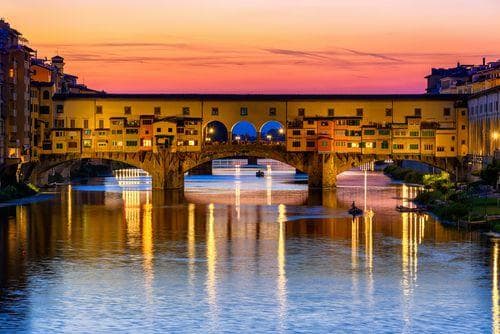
[4,0,500,93]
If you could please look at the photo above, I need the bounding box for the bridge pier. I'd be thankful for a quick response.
[151,169,184,190]
[306,153,341,189]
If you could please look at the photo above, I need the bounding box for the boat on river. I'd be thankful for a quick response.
[396,205,427,213]
[348,202,363,216]
[256,170,265,177]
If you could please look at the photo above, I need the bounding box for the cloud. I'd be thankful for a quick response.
[263,48,329,60]
[342,48,402,62]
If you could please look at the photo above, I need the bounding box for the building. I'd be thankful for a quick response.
[46,93,467,160]
[30,55,99,160]
[0,19,34,164]
[468,86,500,160]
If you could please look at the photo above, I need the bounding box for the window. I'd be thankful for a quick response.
[83,139,92,148]
[307,120,314,125]
[424,144,433,150]
[347,142,359,148]
[379,129,390,136]
[461,140,466,145]
[292,130,301,136]
[99,120,104,128]
[183,107,190,115]
[393,144,404,149]
[328,108,334,117]
[414,108,421,117]
[409,144,419,150]
[269,107,277,116]
[68,142,78,149]
[306,141,315,148]
[443,108,451,116]
[356,108,363,117]
[292,141,301,148]
[56,105,64,113]
[84,130,91,136]
[364,130,375,136]
[211,107,219,116]
[421,130,435,137]
[306,130,315,136]
[142,139,152,147]
[461,110,466,116]
[437,146,445,152]
[320,141,328,147]
[157,127,162,133]
[55,119,64,128]
[126,140,138,147]
[56,143,63,149]
[96,105,103,114]
[410,131,419,137]
[381,141,389,149]
[240,107,248,116]
[55,131,64,137]
[450,146,455,152]
[451,136,455,141]
[168,128,173,133]
[298,108,305,117]
[43,90,50,100]
[70,119,76,128]
[83,120,89,129]
[347,119,360,126]
[385,108,392,117]
[40,106,50,114]
[126,128,139,134]
[154,107,161,116]
[461,125,466,130]
[124,106,132,115]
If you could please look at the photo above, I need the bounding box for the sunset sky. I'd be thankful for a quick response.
[4,0,500,93]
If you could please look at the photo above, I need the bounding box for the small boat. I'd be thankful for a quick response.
[348,207,363,216]
[256,170,265,177]
[396,205,426,213]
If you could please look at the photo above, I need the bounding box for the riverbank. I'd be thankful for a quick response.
[0,182,39,203]
[384,164,500,233]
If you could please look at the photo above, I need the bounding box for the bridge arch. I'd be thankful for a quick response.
[259,120,285,142]
[203,121,229,144]
[231,121,258,142]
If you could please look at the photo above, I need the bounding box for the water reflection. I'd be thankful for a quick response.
[0,171,496,332]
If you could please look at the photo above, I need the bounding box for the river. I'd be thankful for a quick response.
[0,169,498,333]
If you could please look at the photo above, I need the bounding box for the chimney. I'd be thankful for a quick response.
[483,57,486,66]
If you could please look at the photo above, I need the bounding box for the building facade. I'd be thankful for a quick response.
[0,19,33,164]
[48,93,468,159]
[426,60,500,160]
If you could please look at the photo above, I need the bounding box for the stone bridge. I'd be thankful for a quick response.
[27,143,467,190]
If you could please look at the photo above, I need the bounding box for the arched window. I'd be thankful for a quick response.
[204,121,228,144]
[42,90,50,100]
[231,121,257,142]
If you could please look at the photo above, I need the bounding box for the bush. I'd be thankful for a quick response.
[480,159,500,186]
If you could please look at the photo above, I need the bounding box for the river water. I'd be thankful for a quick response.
[0,169,498,333]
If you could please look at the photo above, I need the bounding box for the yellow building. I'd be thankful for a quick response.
[48,93,468,159]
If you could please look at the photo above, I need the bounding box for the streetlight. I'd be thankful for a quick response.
[266,134,272,141]
[209,127,214,134]
[278,128,284,135]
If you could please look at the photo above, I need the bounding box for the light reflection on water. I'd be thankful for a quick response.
[0,169,498,333]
